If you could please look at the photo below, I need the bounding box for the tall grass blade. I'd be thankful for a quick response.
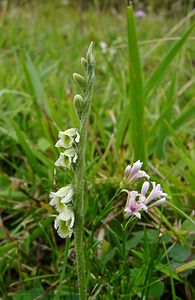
[165,121,195,174]
[24,53,46,108]
[127,5,146,163]
[145,23,194,99]
[172,102,195,130]
[11,120,46,176]
[162,242,177,300]
[23,54,56,147]
[149,76,176,156]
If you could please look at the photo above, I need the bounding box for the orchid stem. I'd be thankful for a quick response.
[74,43,95,300]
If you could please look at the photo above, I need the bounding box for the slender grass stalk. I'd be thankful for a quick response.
[74,43,95,300]
[127,5,146,164]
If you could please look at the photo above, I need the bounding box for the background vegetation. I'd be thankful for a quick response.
[0,0,194,299]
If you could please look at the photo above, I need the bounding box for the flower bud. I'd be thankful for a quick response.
[73,94,85,119]
[86,41,95,65]
[73,73,86,88]
[81,57,88,72]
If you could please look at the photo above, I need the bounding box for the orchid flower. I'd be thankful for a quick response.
[49,185,74,212]
[54,208,75,238]
[55,128,80,149]
[55,148,78,168]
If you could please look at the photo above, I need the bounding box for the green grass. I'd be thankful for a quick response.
[0,2,195,299]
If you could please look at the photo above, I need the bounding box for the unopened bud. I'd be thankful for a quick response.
[73,73,86,88]
[81,57,88,72]
[86,41,95,65]
[73,94,85,119]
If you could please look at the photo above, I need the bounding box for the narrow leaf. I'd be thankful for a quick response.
[127,5,146,163]
[145,24,195,98]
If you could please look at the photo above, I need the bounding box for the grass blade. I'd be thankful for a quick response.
[11,120,46,176]
[127,5,146,163]
[148,76,176,157]
[54,239,70,300]
[145,23,194,99]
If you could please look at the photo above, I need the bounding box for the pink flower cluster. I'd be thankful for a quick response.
[123,160,167,219]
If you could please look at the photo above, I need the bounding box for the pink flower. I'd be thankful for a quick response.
[139,181,167,209]
[124,160,150,183]
[123,181,167,219]
[123,190,147,219]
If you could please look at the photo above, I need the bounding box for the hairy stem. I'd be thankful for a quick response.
[74,44,95,300]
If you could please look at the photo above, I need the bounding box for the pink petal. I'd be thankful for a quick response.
[147,198,166,209]
[141,181,150,195]
[130,160,143,177]
[124,165,132,177]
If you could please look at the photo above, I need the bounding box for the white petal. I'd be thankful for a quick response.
[54,218,60,230]
[62,128,80,141]
[55,185,73,197]
[55,156,62,167]
[69,213,75,228]
[58,208,74,224]
[55,139,63,148]
[61,189,74,204]
[49,195,57,206]
[63,128,77,137]
[64,148,75,157]
[75,130,80,143]
[133,212,141,219]
[58,130,66,138]
[72,152,78,163]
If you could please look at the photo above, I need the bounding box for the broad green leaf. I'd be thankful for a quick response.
[169,244,191,263]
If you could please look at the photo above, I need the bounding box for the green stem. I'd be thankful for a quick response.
[74,44,95,300]
[74,118,88,300]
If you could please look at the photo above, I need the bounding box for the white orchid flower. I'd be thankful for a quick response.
[54,207,75,238]
[49,185,74,212]
[55,128,80,149]
[55,148,78,169]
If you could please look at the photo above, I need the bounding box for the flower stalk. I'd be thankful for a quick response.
[49,43,94,299]
[73,42,95,300]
